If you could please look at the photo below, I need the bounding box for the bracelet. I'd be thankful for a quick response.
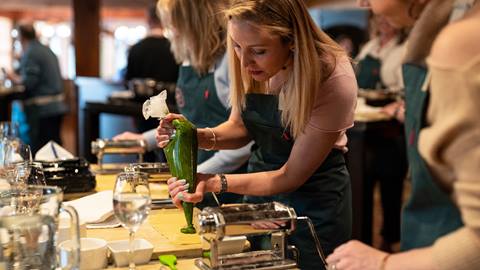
[204,127,216,151]
[215,174,228,194]
[380,254,390,270]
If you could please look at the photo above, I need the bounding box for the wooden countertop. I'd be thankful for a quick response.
[79,171,203,267]
[109,258,198,269]
[86,208,203,259]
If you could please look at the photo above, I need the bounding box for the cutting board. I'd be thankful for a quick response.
[86,208,203,259]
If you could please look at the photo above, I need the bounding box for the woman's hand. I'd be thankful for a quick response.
[381,100,405,123]
[112,131,144,141]
[326,240,388,270]
[155,113,185,148]
[166,173,212,209]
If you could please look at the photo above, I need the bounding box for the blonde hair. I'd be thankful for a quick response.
[226,0,346,139]
[157,0,229,75]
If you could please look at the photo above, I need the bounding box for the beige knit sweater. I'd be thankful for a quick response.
[417,3,480,270]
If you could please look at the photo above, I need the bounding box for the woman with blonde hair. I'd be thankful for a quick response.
[159,0,357,268]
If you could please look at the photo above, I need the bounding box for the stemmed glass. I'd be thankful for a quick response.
[113,171,151,270]
[1,141,32,187]
[0,121,19,139]
[13,162,47,188]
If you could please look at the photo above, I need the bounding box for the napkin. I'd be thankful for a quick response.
[142,90,169,120]
[64,190,116,224]
[34,140,74,161]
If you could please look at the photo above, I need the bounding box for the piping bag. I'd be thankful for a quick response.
[143,90,198,234]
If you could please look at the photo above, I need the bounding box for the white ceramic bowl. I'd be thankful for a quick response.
[59,237,108,270]
[58,216,87,244]
[107,238,154,267]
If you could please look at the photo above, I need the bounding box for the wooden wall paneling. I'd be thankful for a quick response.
[72,0,100,77]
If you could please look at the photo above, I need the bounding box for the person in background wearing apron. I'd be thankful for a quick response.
[326,0,480,269]
[355,14,408,251]
[356,15,405,91]
[117,0,252,206]
[160,0,357,269]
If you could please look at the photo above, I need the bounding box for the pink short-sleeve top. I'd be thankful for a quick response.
[307,56,358,152]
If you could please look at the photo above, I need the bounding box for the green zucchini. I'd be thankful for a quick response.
[164,119,198,234]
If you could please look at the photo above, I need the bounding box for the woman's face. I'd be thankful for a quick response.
[228,19,291,82]
[358,0,415,28]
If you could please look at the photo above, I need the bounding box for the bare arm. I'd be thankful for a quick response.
[170,125,340,204]
[198,105,252,150]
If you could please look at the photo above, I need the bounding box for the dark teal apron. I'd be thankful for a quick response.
[241,94,352,270]
[356,55,382,89]
[175,65,230,163]
[175,65,244,206]
[400,64,463,250]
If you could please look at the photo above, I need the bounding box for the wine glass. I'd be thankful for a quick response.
[113,171,151,270]
[2,141,32,187]
[0,138,32,185]
[0,121,19,140]
[13,162,47,188]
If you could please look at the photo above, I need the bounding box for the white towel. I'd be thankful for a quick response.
[64,190,115,224]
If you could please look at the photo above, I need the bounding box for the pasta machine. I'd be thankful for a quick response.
[91,139,146,170]
[195,202,329,270]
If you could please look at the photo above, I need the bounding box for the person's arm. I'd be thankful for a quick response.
[197,106,252,150]
[169,126,341,205]
[140,129,158,151]
[417,17,480,270]
[197,141,253,174]
[19,53,41,92]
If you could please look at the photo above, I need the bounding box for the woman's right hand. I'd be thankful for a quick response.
[166,173,211,209]
[155,113,186,148]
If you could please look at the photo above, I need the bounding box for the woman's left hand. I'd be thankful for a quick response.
[326,240,388,270]
[381,100,405,123]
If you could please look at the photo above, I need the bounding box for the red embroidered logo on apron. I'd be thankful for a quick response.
[408,130,416,146]
[204,89,209,100]
[282,130,291,141]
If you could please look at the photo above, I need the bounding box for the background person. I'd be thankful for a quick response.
[355,14,408,251]
[115,5,179,161]
[6,23,67,154]
[326,1,480,269]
